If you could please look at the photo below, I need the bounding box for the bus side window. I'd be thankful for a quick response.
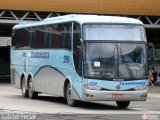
[61,23,72,50]
[35,26,45,48]
[15,30,20,49]
[44,26,49,48]
[29,28,35,48]
[51,24,60,48]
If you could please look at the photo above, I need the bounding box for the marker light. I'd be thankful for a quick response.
[134,86,148,91]
[85,85,101,91]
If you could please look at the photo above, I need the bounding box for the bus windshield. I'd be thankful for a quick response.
[84,43,147,80]
[83,24,145,41]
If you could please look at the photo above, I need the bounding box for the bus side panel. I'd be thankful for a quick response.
[11,49,24,88]
[11,68,21,88]
[34,67,65,96]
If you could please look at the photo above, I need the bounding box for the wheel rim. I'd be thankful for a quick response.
[66,84,72,103]
[22,79,25,94]
[28,80,33,96]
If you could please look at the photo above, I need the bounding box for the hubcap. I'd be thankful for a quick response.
[22,80,25,94]
[66,85,72,101]
[29,80,33,95]
[68,88,71,98]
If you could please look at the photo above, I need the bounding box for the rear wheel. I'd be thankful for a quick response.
[28,78,38,99]
[116,101,130,108]
[21,77,28,98]
[65,83,77,107]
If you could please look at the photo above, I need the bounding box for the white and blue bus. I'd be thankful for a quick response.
[11,15,148,108]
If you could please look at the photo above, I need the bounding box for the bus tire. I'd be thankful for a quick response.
[21,77,28,98]
[65,83,77,107]
[28,78,38,99]
[116,101,130,108]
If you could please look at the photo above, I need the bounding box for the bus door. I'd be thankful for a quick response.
[72,43,83,100]
[72,23,83,100]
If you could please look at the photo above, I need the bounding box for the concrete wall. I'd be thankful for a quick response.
[0,37,11,46]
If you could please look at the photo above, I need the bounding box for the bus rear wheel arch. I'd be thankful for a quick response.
[116,101,130,108]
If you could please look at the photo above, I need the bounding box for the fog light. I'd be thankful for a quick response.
[90,94,94,97]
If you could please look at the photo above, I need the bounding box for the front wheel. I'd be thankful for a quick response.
[28,78,38,99]
[65,83,77,107]
[116,101,130,108]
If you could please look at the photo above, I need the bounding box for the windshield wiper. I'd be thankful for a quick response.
[123,63,135,79]
[120,48,135,79]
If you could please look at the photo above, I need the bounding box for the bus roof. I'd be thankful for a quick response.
[13,14,143,29]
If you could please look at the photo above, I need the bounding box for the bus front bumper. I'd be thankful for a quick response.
[83,89,148,101]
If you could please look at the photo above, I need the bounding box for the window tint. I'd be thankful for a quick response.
[13,30,20,48]
[29,28,34,48]
[11,30,16,48]
[20,28,29,48]
[13,28,30,49]
[34,26,45,48]
[49,23,72,49]
[12,22,73,50]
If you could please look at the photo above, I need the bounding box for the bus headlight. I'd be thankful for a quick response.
[134,86,148,91]
[85,85,101,91]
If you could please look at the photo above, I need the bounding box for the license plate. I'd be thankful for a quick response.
[112,94,123,99]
